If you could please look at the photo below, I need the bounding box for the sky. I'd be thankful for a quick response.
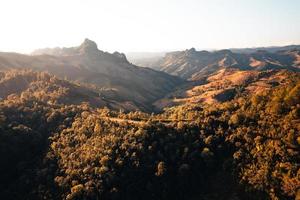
[0,0,299,53]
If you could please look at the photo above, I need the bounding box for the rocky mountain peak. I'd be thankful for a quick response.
[78,38,99,54]
[186,48,196,53]
[188,47,196,52]
[113,51,128,62]
[217,49,233,55]
[184,48,197,57]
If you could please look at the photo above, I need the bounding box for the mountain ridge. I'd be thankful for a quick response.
[0,39,183,111]
[154,48,300,80]
[128,44,300,71]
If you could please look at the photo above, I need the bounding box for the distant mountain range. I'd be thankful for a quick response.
[146,47,300,80]
[127,45,300,110]
[128,45,300,72]
[230,44,300,54]
[0,39,182,111]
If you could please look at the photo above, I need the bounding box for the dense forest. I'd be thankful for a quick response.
[0,70,299,200]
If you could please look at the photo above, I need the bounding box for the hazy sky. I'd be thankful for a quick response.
[0,0,299,53]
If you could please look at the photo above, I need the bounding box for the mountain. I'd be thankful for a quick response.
[153,48,300,80]
[230,44,300,54]
[0,39,183,111]
[147,48,300,110]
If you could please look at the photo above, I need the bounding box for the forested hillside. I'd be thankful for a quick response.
[0,70,299,200]
[0,70,143,111]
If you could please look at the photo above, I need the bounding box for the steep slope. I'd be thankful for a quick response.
[281,49,300,68]
[152,48,300,80]
[0,39,183,111]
